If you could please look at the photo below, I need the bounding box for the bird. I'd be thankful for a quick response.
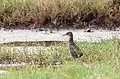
[63,32,83,58]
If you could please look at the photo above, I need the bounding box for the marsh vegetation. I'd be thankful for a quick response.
[0,0,120,29]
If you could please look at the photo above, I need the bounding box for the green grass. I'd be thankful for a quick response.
[0,39,120,79]
[1,62,120,79]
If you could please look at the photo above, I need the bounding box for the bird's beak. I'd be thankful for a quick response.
[62,34,67,36]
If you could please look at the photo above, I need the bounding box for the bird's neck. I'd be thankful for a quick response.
[69,36,74,42]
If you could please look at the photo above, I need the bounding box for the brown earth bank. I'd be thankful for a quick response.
[0,0,120,30]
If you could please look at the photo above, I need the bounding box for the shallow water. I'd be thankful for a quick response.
[0,29,120,44]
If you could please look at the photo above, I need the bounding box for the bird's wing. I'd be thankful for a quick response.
[69,45,79,58]
[69,42,83,57]
[73,43,83,56]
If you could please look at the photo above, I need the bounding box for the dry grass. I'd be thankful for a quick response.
[0,0,113,26]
